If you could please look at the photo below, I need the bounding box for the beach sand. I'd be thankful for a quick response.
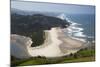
[11,27,85,58]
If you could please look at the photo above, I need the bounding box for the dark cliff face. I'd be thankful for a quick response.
[11,13,70,34]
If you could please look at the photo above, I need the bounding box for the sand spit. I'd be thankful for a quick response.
[11,28,85,58]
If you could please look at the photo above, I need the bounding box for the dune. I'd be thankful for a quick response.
[11,27,85,58]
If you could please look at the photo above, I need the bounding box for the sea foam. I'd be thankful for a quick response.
[57,14,87,42]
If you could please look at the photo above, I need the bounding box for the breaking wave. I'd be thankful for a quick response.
[57,13,94,42]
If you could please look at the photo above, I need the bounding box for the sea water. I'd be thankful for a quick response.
[59,14,95,42]
[69,14,95,41]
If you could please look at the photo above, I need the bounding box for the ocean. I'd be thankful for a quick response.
[58,14,95,42]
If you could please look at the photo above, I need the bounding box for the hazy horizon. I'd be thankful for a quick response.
[11,1,95,14]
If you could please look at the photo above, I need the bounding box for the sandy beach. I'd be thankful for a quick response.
[11,27,85,58]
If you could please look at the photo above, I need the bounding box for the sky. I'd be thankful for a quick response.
[11,1,95,14]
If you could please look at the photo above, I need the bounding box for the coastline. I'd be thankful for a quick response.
[11,27,86,58]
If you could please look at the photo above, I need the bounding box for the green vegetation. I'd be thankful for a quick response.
[61,48,95,63]
[11,48,95,66]
[11,13,95,66]
[11,14,70,47]
[62,56,95,63]
[77,49,95,57]
[30,31,45,47]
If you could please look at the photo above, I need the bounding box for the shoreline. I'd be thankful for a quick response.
[11,27,86,58]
